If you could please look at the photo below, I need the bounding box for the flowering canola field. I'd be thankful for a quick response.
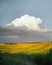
[0,42,52,54]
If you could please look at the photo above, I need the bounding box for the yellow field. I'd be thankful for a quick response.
[0,42,52,54]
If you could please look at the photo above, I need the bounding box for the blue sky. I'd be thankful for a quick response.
[0,0,52,30]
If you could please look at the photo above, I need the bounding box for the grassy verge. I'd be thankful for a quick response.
[0,49,52,65]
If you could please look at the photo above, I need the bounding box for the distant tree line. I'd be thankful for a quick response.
[4,41,52,44]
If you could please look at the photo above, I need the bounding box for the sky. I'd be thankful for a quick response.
[0,0,52,43]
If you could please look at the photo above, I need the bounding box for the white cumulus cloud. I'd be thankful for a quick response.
[6,14,47,32]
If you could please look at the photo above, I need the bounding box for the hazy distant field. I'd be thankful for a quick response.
[0,42,52,54]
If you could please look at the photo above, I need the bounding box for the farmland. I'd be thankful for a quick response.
[0,42,52,54]
[0,42,52,65]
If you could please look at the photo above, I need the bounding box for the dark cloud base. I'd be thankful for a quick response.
[0,27,52,43]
